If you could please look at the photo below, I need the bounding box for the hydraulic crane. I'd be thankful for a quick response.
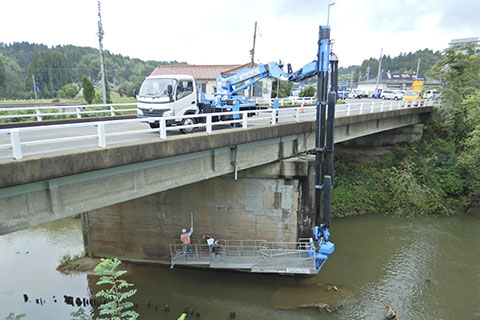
[168,25,338,274]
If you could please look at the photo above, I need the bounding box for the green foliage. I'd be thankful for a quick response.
[339,48,443,82]
[3,313,26,320]
[0,55,5,88]
[58,252,86,272]
[71,308,91,320]
[457,91,480,192]
[271,79,294,98]
[0,42,186,99]
[94,258,139,320]
[299,86,316,97]
[430,44,480,197]
[331,153,393,216]
[63,83,78,99]
[382,160,450,217]
[82,76,95,104]
[28,51,72,98]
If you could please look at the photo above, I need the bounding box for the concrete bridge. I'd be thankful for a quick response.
[0,106,432,262]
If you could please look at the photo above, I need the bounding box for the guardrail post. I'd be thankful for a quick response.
[10,129,22,160]
[97,122,106,147]
[110,104,115,116]
[347,104,351,116]
[390,101,393,110]
[206,114,212,133]
[76,106,81,119]
[271,110,276,125]
[35,108,42,121]
[370,101,374,113]
[381,101,384,112]
[160,118,167,139]
[360,103,364,114]
[295,107,300,121]
[242,112,248,128]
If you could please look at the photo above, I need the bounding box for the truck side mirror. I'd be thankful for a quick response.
[167,85,173,101]
[133,88,137,97]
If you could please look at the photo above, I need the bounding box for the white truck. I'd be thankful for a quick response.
[136,74,206,133]
[135,61,316,133]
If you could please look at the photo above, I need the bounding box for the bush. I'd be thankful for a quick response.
[299,86,316,97]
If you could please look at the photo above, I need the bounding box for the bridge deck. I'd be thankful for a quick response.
[170,239,319,275]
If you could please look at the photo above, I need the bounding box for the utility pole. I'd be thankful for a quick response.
[97,0,107,105]
[350,70,353,89]
[276,59,281,98]
[366,65,371,80]
[327,2,335,26]
[375,48,383,94]
[415,58,421,79]
[249,21,257,98]
[32,75,38,99]
[250,21,257,67]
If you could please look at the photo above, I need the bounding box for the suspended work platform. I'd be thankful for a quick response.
[170,238,333,275]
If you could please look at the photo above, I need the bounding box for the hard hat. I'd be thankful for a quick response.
[182,228,187,233]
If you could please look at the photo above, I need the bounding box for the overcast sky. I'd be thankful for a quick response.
[1,0,479,69]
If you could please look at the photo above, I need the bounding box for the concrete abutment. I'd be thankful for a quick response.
[81,157,317,264]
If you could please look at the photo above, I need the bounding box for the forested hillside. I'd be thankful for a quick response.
[339,49,443,82]
[0,42,185,99]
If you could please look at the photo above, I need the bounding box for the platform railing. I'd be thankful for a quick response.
[170,238,318,267]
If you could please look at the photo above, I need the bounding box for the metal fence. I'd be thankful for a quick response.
[169,238,318,272]
[0,102,137,122]
[0,100,433,160]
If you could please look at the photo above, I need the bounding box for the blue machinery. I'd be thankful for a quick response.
[171,26,338,275]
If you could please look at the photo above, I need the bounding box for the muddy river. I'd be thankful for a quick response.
[1,211,479,319]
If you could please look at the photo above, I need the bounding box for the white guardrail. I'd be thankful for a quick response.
[0,102,137,122]
[0,99,433,160]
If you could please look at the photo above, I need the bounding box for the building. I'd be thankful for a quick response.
[449,37,480,49]
[357,71,441,96]
[150,63,273,100]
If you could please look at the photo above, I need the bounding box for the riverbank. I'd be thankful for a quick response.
[332,121,477,218]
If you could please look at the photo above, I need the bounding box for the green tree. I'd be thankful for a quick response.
[430,43,480,203]
[0,56,5,89]
[27,51,72,98]
[82,76,95,104]
[271,79,294,98]
[299,86,316,97]
[70,308,90,320]
[94,258,139,320]
[63,83,78,99]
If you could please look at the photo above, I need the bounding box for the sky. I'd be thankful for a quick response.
[1,0,480,69]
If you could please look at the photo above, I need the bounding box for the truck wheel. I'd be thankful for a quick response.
[149,122,159,129]
[180,118,196,134]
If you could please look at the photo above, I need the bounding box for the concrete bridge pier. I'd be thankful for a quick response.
[81,157,317,264]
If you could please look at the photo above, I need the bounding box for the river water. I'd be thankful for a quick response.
[1,212,479,320]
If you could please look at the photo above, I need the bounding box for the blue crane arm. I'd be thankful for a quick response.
[215,62,290,98]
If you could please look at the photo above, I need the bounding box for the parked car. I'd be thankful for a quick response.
[424,89,438,99]
[381,90,403,100]
[348,89,365,99]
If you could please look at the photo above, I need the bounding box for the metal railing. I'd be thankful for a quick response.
[169,238,317,269]
[0,100,433,160]
[0,102,137,122]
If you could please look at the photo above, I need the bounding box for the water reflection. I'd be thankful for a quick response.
[1,213,479,320]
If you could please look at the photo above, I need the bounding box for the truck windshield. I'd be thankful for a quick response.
[138,78,176,97]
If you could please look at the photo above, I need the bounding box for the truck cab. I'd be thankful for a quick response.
[136,75,199,129]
